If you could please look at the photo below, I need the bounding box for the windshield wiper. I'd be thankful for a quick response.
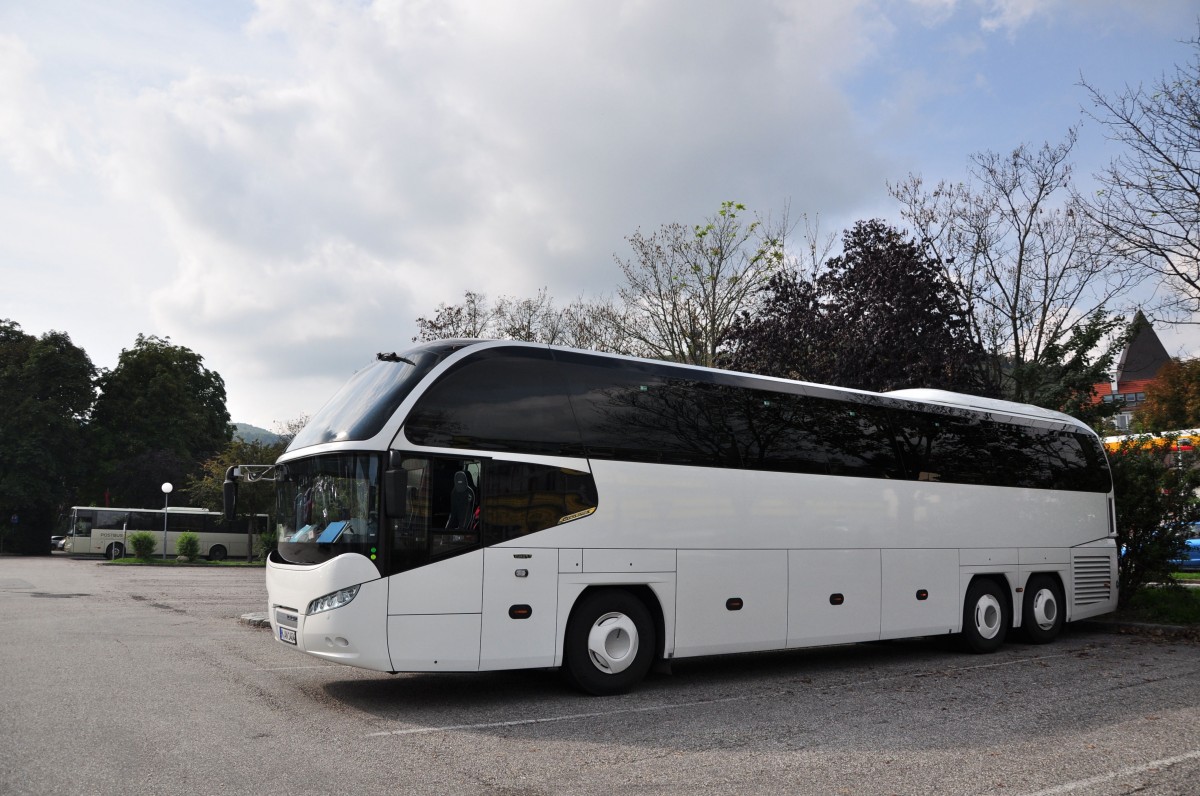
[377,352,416,365]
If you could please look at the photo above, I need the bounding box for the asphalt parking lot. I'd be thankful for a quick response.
[3,554,1199,796]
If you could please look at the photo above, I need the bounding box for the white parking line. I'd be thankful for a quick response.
[364,650,1070,739]
[1017,750,1200,796]
[365,694,752,737]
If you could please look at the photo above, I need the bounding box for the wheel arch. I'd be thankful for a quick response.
[563,583,667,664]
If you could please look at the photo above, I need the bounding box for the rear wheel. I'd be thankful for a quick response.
[1019,575,1064,644]
[207,544,227,562]
[564,589,656,696]
[961,577,1009,653]
[105,543,124,560]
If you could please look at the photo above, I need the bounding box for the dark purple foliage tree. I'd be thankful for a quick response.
[725,220,989,395]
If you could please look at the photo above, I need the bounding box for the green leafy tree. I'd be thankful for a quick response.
[89,334,232,508]
[1134,359,1200,432]
[187,418,307,560]
[1108,434,1200,605]
[187,437,290,516]
[0,319,95,552]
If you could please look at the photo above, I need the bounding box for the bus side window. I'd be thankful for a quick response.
[392,456,482,571]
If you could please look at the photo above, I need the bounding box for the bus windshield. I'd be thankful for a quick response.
[275,453,381,568]
[287,347,445,451]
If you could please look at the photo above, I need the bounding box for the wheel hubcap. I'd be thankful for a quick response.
[587,612,639,674]
[974,594,1003,640]
[1031,588,1058,631]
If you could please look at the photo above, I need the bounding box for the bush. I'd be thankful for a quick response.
[127,531,158,561]
[1108,434,1200,605]
[176,531,200,562]
[253,526,278,562]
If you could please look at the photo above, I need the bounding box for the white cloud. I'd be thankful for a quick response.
[3,0,1196,425]
[83,0,898,422]
[0,35,76,183]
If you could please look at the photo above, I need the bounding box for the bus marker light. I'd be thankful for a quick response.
[829,594,844,606]
[726,598,743,611]
[916,590,929,601]
[509,605,532,619]
[515,569,529,578]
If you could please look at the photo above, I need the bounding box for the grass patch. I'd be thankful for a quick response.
[1118,585,1200,625]
[1176,571,1200,582]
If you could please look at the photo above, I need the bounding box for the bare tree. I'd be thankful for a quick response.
[555,296,642,355]
[891,131,1141,404]
[1078,35,1200,317]
[616,201,786,368]
[414,291,497,340]
[413,288,640,354]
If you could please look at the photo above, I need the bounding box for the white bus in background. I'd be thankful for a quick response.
[228,340,1118,695]
[65,506,267,561]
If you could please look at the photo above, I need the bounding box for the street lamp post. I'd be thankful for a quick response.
[161,482,173,559]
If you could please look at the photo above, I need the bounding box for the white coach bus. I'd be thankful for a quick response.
[227,340,1118,695]
[65,506,266,561]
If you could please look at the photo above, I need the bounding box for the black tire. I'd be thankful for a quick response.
[106,543,124,560]
[208,544,227,562]
[564,589,656,696]
[961,577,1009,654]
[1019,574,1064,644]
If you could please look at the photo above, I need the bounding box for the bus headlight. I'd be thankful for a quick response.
[308,585,360,615]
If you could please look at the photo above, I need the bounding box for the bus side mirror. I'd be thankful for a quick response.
[383,469,406,520]
[223,467,238,521]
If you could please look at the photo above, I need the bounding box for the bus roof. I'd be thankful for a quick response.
[885,388,1091,432]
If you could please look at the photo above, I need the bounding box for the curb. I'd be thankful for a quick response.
[240,612,270,628]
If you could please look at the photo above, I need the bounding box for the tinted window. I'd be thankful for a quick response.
[386,455,483,576]
[128,511,158,531]
[168,513,211,533]
[480,461,599,544]
[1046,432,1111,492]
[404,347,1110,493]
[405,349,583,456]
[732,391,901,478]
[558,357,741,467]
[891,409,995,485]
[983,423,1054,488]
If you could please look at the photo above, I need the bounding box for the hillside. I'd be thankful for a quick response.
[233,423,282,445]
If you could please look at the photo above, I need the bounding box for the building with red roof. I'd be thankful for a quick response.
[1091,311,1172,431]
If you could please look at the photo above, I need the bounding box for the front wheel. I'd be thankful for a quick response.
[961,577,1009,654]
[105,543,124,560]
[564,589,656,696]
[207,545,227,562]
[1019,575,1064,644]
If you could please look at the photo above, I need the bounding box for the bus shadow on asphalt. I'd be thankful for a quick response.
[315,627,1174,753]
[320,634,994,714]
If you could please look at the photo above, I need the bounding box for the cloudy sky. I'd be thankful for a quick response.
[1,0,1196,429]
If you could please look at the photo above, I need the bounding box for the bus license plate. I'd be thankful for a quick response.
[278,626,297,645]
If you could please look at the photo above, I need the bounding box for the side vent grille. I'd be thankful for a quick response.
[1073,555,1113,606]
